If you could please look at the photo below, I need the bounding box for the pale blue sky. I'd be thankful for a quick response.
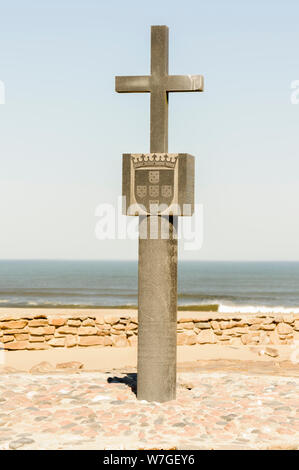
[0,0,299,260]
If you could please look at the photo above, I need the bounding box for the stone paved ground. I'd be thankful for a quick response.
[0,367,298,450]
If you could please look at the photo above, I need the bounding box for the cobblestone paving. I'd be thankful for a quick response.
[0,370,298,450]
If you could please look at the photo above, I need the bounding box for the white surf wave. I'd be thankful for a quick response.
[218,304,299,314]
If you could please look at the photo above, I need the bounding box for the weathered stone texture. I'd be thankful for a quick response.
[1,312,298,350]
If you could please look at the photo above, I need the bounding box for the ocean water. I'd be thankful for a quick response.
[0,260,299,313]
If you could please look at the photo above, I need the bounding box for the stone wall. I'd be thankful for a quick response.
[0,310,299,351]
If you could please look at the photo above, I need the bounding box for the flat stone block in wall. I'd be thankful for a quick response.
[178,318,194,323]
[0,315,22,322]
[29,327,55,336]
[1,320,28,330]
[103,336,113,346]
[78,326,97,336]
[259,317,274,324]
[32,314,47,319]
[0,328,29,335]
[125,323,138,331]
[28,319,49,327]
[112,323,125,330]
[96,325,111,335]
[48,338,65,347]
[82,318,95,326]
[2,335,14,343]
[220,321,237,330]
[126,330,135,337]
[110,329,123,335]
[194,322,210,329]
[65,335,77,347]
[70,314,92,320]
[2,313,44,321]
[79,336,106,347]
[29,336,45,343]
[179,322,195,329]
[197,330,216,344]
[95,329,106,337]
[5,341,28,350]
[55,326,77,335]
[45,335,54,341]
[103,324,112,330]
[27,343,49,350]
[249,324,262,330]
[104,316,120,325]
[177,332,197,345]
[15,333,29,341]
[233,319,247,327]
[259,324,275,330]
[247,318,263,325]
[283,315,294,324]
[210,321,220,330]
[277,323,293,335]
[49,318,66,326]
[67,319,81,327]
[214,330,223,336]
[225,327,246,337]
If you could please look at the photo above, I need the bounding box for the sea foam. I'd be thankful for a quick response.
[218,304,299,314]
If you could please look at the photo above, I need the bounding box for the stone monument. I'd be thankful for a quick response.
[116,25,204,402]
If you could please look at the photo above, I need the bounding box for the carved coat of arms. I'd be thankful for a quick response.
[132,154,177,214]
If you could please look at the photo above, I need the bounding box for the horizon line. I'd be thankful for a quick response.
[1,259,299,263]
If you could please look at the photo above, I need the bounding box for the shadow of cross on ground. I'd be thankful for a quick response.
[107,373,137,396]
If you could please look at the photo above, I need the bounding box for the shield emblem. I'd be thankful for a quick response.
[136,185,147,198]
[134,168,174,213]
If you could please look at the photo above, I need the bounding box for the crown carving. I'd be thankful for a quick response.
[132,153,178,169]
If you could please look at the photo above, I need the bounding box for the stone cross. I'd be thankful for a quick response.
[116,25,204,402]
[116,26,203,154]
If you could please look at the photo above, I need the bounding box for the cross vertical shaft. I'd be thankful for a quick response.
[138,26,177,402]
[150,25,169,153]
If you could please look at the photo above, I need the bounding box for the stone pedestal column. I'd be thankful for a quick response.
[137,215,177,402]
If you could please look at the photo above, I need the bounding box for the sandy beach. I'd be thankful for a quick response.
[2,343,296,372]
[0,307,298,450]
